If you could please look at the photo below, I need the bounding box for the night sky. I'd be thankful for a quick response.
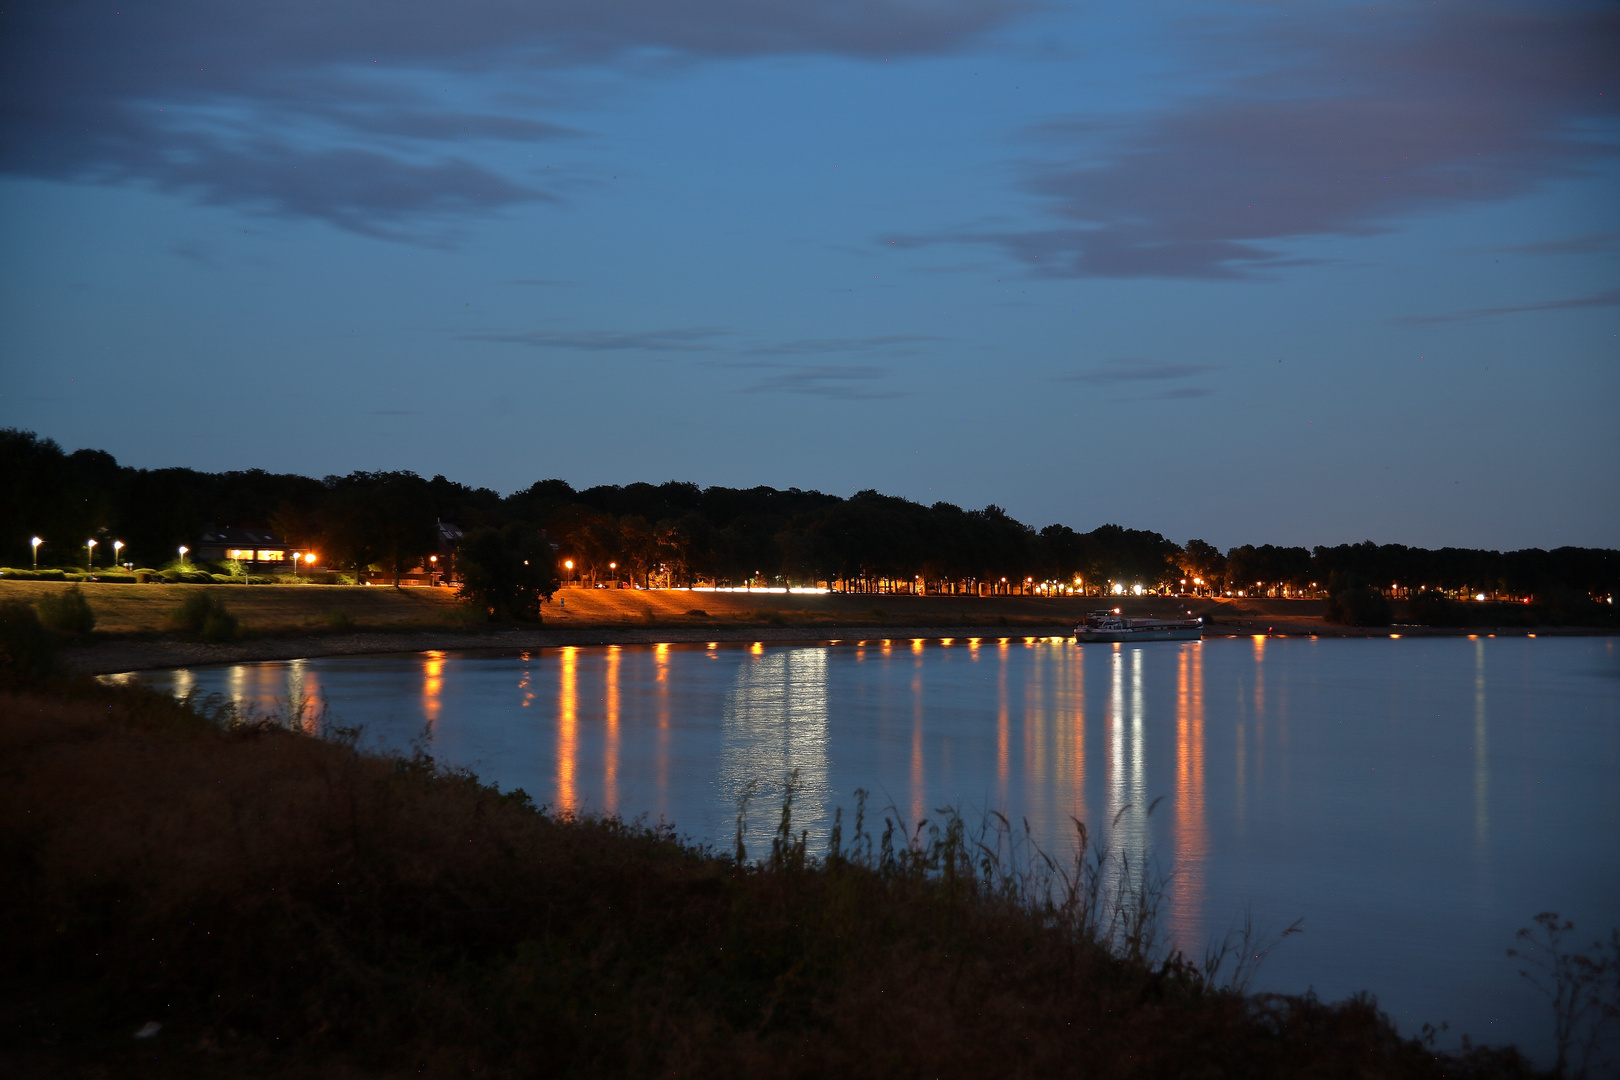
[2,0,1615,550]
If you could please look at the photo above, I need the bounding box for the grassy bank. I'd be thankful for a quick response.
[1,675,1544,1079]
[0,579,1196,638]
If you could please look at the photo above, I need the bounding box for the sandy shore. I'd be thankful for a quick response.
[61,619,1601,675]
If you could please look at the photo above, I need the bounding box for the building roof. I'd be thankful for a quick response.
[198,526,288,546]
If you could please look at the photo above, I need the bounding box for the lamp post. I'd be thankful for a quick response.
[113,540,124,567]
[178,545,188,569]
[31,537,41,571]
[86,538,97,571]
[291,552,301,577]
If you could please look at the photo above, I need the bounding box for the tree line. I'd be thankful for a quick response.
[2,428,1614,602]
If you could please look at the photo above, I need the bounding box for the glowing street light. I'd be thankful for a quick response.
[31,536,41,570]
[113,540,124,566]
[86,538,97,570]
[178,545,189,568]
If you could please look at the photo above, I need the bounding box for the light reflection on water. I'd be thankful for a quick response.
[122,635,1619,1063]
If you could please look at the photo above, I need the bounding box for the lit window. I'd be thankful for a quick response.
[256,550,285,561]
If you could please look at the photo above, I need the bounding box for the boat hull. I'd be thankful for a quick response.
[1075,625,1202,643]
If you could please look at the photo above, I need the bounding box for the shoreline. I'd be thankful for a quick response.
[63,620,1612,675]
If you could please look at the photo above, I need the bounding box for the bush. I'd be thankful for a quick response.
[324,610,353,630]
[92,573,137,584]
[170,591,239,642]
[36,587,95,635]
[1407,590,1457,627]
[0,600,55,680]
[181,571,213,584]
[0,569,38,580]
[158,569,183,583]
[210,574,234,584]
[134,570,155,583]
[34,569,67,581]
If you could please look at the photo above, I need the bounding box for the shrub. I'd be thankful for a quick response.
[210,574,234,584]
[0,600,55,680]
[134,570,154,583]
[181,571,213,584]
[0,569,38,580]
[1323,575,1393,627]
[92,573,137,584]
[34,569,67,581]
[1407,590,1457,627]
[36,587,95,635]
[170,591,239,641]
[324,610,353,630]
[158,569,183,583]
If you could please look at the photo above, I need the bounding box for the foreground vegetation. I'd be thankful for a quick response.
[3,671,1566,1079]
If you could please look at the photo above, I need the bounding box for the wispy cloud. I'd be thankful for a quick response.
[1396,288,1620,325]
[463,327,729,352]
[742,335,941,357]
[1061,357,1215,401]
[1125,386,1215,401]
[740,364,905,399]
[1063,359,1212,385]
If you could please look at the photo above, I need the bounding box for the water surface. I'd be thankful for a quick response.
[126,634,1620,1062]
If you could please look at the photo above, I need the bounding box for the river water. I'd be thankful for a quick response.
[123,634,1619,1062]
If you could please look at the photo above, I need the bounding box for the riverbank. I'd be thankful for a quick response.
[8,580,1603,674]
[1,675,1541,1079]
[60,617,1611,675]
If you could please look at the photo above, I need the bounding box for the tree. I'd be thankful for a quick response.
[455,526,559,621]
[319,472,438,586]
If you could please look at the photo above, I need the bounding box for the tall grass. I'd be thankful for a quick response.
[0,677,1545,1079]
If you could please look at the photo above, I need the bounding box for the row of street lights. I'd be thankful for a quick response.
[29,538,198,572]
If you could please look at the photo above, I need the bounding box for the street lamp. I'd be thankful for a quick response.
[178,545,188,569]
[113,540,124,567]
[86,538,97,570]
[31,537,41,570]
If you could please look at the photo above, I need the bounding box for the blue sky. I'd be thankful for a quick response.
[2,0,1615,549]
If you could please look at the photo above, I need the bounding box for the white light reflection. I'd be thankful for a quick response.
[719,647,830,857]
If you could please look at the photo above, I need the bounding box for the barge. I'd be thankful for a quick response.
[1074,608,1202,643]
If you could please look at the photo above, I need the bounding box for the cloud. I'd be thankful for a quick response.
[463,326,729,351]
[1125,386,1215,401]
[739,364,905,399]
[0,0,1022,236]
[1063,359,1213,385]
[897,4,1619,279]
[1395,287,1620,325]
[742,335,941,357]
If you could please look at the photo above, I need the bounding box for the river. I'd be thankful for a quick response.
[119,633,1619,1063]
